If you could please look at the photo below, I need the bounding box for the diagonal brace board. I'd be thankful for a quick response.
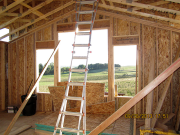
[89,58,180,135]
[3,41,60,135]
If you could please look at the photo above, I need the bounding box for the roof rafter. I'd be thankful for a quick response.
[165,0,180,4]
[106,0,180,15]
[98,3,180,24]
[0,0,74,40]
[0,0,53,29]
[20,2,48,20]
[0,0,26,15]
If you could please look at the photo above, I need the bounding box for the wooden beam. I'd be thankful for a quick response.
[3,41,60,135]
[36,40,55,49]
[165,0,180,4]
[161,113,175,125]
[145,47,155,132]
[9,9,75,42]
[95,9,180,33]
[151,45,180,128]
[0,0,26,15]
[88,58,180,135]
[20,2,48,20]
[98,3,180,24]
[0,0,74,40]
[112,35,139,45]
[0,13,19,16]
[0,0,53,29]
[108,17,114,101]
[106,0,179,15]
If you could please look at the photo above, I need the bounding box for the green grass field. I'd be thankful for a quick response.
[39,66,136,96]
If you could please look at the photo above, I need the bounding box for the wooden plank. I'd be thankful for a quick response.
[57,19,110,32]
[155,122,168,132]
[0,0,25,15]
[165,0,180,4]
[88,58,180,135]
[16,40,20,106]
[151,46,180,128]
[106,0,180,15]
[112,35,139,45]
[0,0,53,29]
[108,17,114,101]
[161,113,175,125]
[98,4,180,24]
[145,47,155,133]
[36,40,55,49]
[3,41,60,135]
[0,1,74,40]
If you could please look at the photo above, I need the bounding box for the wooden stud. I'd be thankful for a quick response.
[16,40,20,106]
[108,17,114,101]
[24,38,27,95]
[156,27,158,105]
[142,24,145,114]
[114,85,118,97]
[170,30,173,113]
[145,47,155,132]
[89,58,180,135]
[175,106,180,131]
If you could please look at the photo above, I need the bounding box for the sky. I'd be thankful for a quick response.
[0,28,9,42]
[37,29,136,67]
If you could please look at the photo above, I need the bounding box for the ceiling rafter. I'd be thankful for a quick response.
[0,0,53,30]
[165,0,180,4]
[106,0,180,15]
[20,2,48,20]
[133,1,170,11]
[0,0,74,40]
[0,18,31,22]
[98,3,180,24]
[0,12,19,16]
[0,0,26,15]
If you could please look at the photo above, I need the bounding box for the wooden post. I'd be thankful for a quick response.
[145,47,155,134]
[54,23,60,86]
[89,58,180,135]
[114,85,118,97]
[108,17,114,101]
[3,42,60,135]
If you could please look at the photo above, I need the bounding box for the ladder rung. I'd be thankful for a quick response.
[57,127,83,133]
[71,69,87,72]
[68,82,85,86]
[65,96,83,101]
[76,32,90,35]
[62,111,83,116]
[73,44,91,47]
[76,21,92,24]
[76,0,97,4]
[76,10,95,14]
[73,56,87,59]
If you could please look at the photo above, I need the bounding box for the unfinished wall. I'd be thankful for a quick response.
[0,42,7,111]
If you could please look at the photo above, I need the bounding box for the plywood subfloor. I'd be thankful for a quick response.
[0,111,51,135]
[37,112,131,135]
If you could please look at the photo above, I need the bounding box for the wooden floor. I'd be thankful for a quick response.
[36,112,131,135]
[0,111,51,135]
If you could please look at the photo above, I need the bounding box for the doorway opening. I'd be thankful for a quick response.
[114,45,137,96]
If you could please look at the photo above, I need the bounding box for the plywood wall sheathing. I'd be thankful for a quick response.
[26,34,34,94]
[8,43,12,106]
[36,30,42,41]
[117,19,129,36]
[158,29,171,114]
[44,26,52,41]
[17,38,25,106]
[130,22,139,35]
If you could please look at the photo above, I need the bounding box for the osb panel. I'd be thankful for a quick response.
[37,93,43,112]
[82,14,92,21]
[44,26,51,41]
[143,25,156,113]
[172,32,180,112]
[17,39,25,103]
[12,42,17,106]
[37,112,130,135]
[130,22,139,35]
[117,19,129,36]
[26,34,34,93]
[36,30,42,41]
[68,101,115,114]
[44,94,52,112]
[117,97,132,114]
[158,29,171,114]
[113,18,117,36]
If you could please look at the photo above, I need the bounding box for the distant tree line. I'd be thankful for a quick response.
[39,63,121,75]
